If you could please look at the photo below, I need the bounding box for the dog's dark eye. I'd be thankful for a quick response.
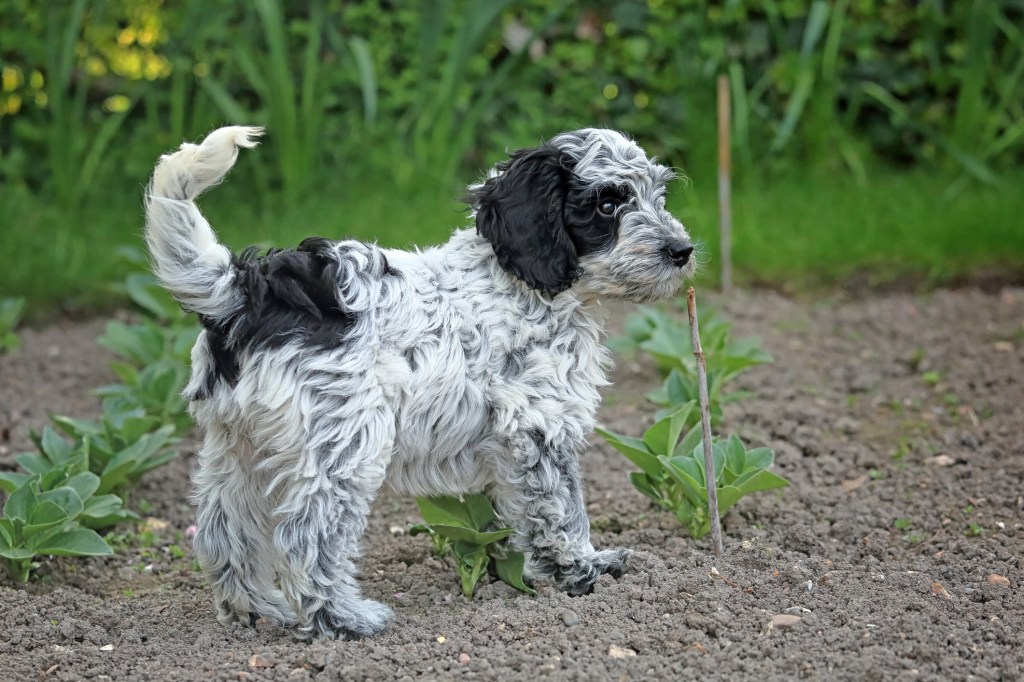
[597,198,618,216]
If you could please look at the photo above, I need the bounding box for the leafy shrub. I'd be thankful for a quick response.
[613,305,772,422]
[0,297,26,352]
[597,403,788,539]
[410,494,533,598]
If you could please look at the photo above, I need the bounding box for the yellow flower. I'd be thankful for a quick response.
[34,91,48,108]
[118,27,136,46]
[103,94,131,113]
[603,83,619,100]
[85,56,107,77]
[30,70,44,90]
[633,91,650,109]
[4,94,22,115]
[2,66,22,92]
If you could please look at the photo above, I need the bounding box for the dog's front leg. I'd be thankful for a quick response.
[491,430,631,596]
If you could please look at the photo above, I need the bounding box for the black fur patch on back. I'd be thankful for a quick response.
[198,237,356,394]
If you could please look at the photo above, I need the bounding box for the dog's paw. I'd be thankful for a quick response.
[301,598,394,640]
[550,548,633,597]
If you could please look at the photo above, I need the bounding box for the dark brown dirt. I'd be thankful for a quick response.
[1,288,1022,681]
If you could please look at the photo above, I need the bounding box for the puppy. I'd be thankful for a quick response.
[144,126,694,639]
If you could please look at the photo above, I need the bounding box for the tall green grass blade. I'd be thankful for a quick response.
[349,37,378,126]
[769,0,830,154]
[952,0,995,153]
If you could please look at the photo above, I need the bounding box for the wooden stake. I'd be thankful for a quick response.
[717,75,733,293]
[687,287,724,558]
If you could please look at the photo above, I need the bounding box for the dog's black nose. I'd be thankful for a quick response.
[666,241,694,266]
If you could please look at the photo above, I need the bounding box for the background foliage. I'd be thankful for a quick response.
[1,0,1023,311]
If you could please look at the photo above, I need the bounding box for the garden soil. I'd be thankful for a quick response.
[1,288,1022,681]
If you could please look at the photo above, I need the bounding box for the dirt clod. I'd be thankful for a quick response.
[248,654,273,669]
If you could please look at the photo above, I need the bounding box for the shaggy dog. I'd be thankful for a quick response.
[144,126,695,639]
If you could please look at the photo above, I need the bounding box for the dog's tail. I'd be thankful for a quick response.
[144,126,263,319]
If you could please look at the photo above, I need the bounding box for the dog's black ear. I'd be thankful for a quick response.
[470,145,578,296]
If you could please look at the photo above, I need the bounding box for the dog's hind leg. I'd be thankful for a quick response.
[491,429,631,597]
[271,406,396,640]
[191,431,296,628]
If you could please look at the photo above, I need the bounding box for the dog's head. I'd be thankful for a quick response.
[468,129,694,303]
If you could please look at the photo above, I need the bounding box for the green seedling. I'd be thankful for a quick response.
[410,494,534,599]
[612,306,772,423]
[0,297,26,352]
[51,401,178,497]
[921,371,942,387]
[0,475,117,582]
[597,402,788,540]
[0,427,138,532]
[893,518,913,531]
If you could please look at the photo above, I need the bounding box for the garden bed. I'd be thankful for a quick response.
[1,287,1022,680]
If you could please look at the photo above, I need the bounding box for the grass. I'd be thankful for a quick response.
[2,162,1023,317]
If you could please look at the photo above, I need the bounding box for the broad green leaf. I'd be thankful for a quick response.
[0,546,37,560]
[717,485,746,516]
[38,487,84,519]
[463,494,496,530]
[595,428,661,478]
[27,499,68,527]
[3,481,36,522]
[744,447,776,470]
[40,427,75,464]
[734,469,789,496]
[674,423,704,459]
[629,472,667,507]
[65,472,100,502]
[427,524,513,545]
[659,456,705,506]
[416,495,476,528]
[15,452,52,475]
[51,415,103,438]
[494,551,535,594]
[0,472,31,493]
[643,402,696,455]
[34,528,113,557]
[98,457,137,495]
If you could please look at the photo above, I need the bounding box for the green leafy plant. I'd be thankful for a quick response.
[0,475,117,582]
[410,494,534,598]
[597,403,788,539]
[51,404,178,498]
[0,297,26,352]
[613,305,772,422]
[96,268,198,434]
[0,426,138,531]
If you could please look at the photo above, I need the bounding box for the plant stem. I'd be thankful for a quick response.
[686,288,724,557]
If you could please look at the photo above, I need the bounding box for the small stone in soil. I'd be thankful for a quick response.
[987,574,1010,587]
[561,609,580,626]
[248,654,274,668]
[769,614,802,631]
[931,582,952,600]
[608,644,637,658]
[458,652,471,665]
